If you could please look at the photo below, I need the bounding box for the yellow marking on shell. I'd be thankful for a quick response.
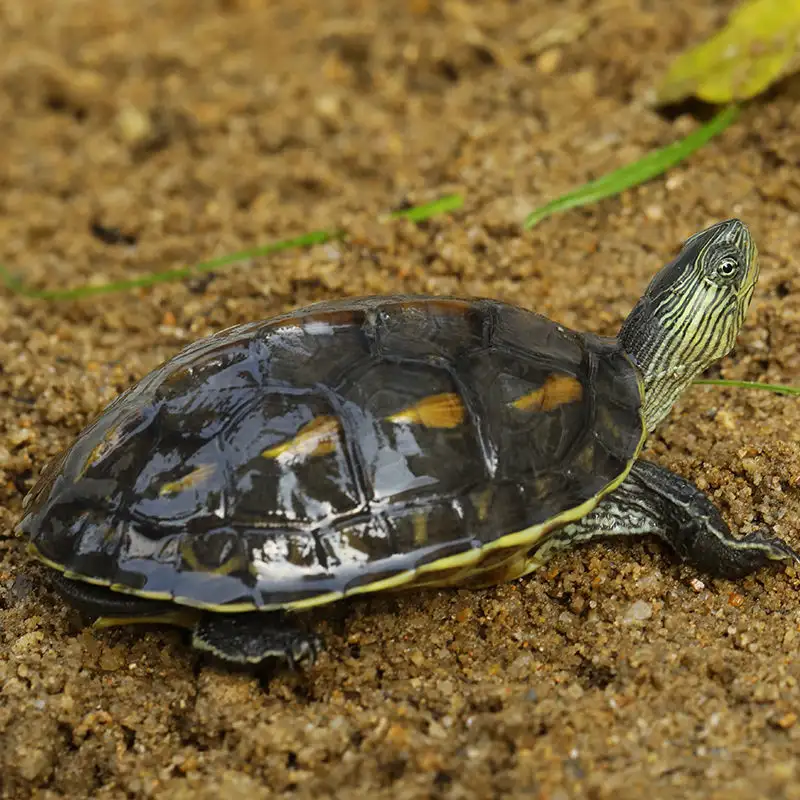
[412,512,428,546]
[458,553,528,589]
[386,393,466,429]
[179,540,200,570]
[26,542,42,558]
[109,582,172,602]
[417,547,484,574]
[78,428,122,478]
[338,572,415,599]
[512,374,583,413]
[214,555,249,576]
[262,416,341,462]
[575,443,595,473]
[178,540,247,576]
[472,487,493,522]
[159,463,216,497]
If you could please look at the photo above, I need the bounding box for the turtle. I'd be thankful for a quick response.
[17,218,800,667]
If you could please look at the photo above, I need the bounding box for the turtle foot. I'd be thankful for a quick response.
[192,612,323,667]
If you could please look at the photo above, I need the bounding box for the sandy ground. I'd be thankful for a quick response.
[1,0,800,797]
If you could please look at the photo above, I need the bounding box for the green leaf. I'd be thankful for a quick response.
[381,193,464,223]
[0,230,338,301]
[656,0,800,105]
[0,194,463,301]
[523,106,739,230]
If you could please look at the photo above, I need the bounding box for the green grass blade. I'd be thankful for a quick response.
[380,193,464,223]
[694,378,800,397]
[0,194,463,301]
[0,230,338,301]
[524,105,740,230]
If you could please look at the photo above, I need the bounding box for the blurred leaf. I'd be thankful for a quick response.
[656,0,800,104]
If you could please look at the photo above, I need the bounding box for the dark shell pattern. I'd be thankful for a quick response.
[21,297,644,611]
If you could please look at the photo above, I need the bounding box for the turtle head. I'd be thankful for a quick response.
[619,219,758,432]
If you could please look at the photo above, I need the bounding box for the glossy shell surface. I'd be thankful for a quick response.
[21,296,644,611]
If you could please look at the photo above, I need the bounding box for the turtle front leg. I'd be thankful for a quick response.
[530,460,800,579]
[192,611,323,667]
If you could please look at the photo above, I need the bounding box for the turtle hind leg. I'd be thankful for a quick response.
[51,572,176,618]
[529,459,800,580]
[191,611,323,667]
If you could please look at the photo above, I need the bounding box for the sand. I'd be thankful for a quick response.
[2,1,800,798]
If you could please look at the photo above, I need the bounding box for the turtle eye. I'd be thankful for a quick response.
[716,257,738,278]
[705,248,742,285]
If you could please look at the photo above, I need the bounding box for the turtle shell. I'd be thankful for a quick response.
[20,296,645,611]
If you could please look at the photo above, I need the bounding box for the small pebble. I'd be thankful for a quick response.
[116,105,153,145]
[773,712,797,730]
[7,427,34,448]
[535,48,562,74]
[728,592,745,608]
[11,630,44,656]
[622,600,653,623]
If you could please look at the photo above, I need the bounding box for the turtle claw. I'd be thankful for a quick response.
[704,527,800,579]
[745,528,800,567]
[285,633,324,670]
